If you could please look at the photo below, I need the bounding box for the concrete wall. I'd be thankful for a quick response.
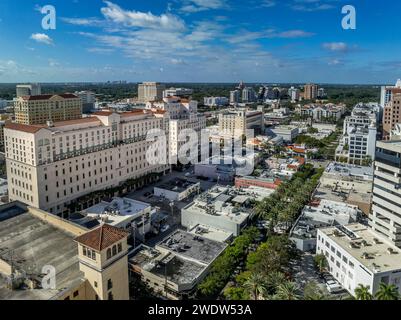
[0,258,13,276]
[28,207,87,236]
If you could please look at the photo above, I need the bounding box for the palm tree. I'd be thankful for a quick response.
[375,283,400,301]
[354,284,373,300]
[314,254,328,274]
[275,281,301,300]
[303,281,328,300]
[265,271,286,295]
[243,273,267,300]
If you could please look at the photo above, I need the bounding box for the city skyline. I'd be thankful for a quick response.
[0,0,401,84]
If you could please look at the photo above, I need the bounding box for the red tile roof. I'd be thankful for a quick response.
[74,224,128,251]
[52,117,101,127]
[93,110,114,116]
[4,122,45,133]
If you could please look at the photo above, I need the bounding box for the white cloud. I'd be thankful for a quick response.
[322,42,349,52]
[100,1,186,31]
[180,0,227,13]
[30,33,53,45]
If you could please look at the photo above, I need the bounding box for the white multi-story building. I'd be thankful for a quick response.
[219,109,264,138]
[380,79,401,107]
[230,90,241,105]
[74,91,96,112]
[163,88,193,98]
[16,83,41,98]
[146,96,206,161]
[370,140,401,247]
[203,97,229,107]
[336,103,378,164]
[288,87,300,102]
[5,109,171,216]
[299,103,346,122]
[317,224,401,297]
[242,87,256,103]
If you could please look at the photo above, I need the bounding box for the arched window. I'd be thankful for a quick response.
[107,248,111,259]
[118,243,122,253]
[112,245,117,256]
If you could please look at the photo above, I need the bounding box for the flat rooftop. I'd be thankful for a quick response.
[0,209,83,300]
[320,224,401,274]
[324,162,373,181]
[157,230,227,266]
[156,178,199,193]
[189,225,233,243]
[80,197,151,226]
[129,246,206,287]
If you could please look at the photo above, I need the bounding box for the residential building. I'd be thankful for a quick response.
[203,97,229,107]
[304,83,319,100]
[0,202,129,300]
[230,90,241,105]
[129,230,227,300]
[14,94,82,125]
[16,84,41,98]
[219,109,264,138]
[181,185,255,237]
[235,175,282,190]
[138,82,165,103]
[298,103,346,122]
[288,86,300,102]
[5,109,171,216]
[74,91,96,113]
[383,92,401,139]
[370,140,401,247]
[290,199,359,251]
[317,88,327,98]
[336,103,378,164]
[317,224,401,297]
[163,88,193,98]
[242,87,256,103]
[380,79,401,107]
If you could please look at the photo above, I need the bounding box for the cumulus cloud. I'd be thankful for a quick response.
[30,33,53,45]
[100,1,186,30]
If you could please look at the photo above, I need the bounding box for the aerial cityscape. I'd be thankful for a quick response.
[1,0,401,309]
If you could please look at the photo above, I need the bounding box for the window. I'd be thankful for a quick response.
[94,281,98,288]
[108,292,114,300]
[107,279,113,290]
[73,291,79,298]
[118,243,122,253]
[83,247,87,256]
[112,245,117,256]
[107,249,111,259]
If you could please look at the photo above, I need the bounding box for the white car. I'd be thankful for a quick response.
[160,225,170,233]
[326,280,343,293]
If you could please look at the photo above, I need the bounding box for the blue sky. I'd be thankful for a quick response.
[0,0,400,84]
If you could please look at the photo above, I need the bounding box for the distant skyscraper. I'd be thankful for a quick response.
[16,83,41,98]
[74,91,96,113]
[230,90,241,104]
[242,87,256,103]
[304,83,318,100]
[138,82,165,102]
[288,87,300,102]
[380,79,401,107]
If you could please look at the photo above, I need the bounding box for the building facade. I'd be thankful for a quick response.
[138,82,165,103]
[370,141,401,247]
[14,94,82,125]
[304,83,319,100]
[16,84,41,98]
[5,109,170,215]
[219,109,264,138]
[383,92,401,139]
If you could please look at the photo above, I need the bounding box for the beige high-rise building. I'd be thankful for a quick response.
[4,109,170,216]
[138,82,165,103]
[383,91,401,139]
[304,83,319,100]
[219,109,264,138]
[14,94,82,125]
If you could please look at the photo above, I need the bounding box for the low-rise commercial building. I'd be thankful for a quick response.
[290,199,359,252]
[181,186,255,237]
[219,109,264,138]
[129,230,227,299]
[154,178,200,201]
[317,224,401,297]
[266,126,299,142]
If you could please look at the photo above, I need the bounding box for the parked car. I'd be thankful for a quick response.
[325,280,343,293]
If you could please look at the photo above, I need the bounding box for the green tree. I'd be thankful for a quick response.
[303,281,327,300]
[275,281,301,300]
[354,284,373,300]
[314,254,328,274]
[375,283,400,301]
[243,273,268,300]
